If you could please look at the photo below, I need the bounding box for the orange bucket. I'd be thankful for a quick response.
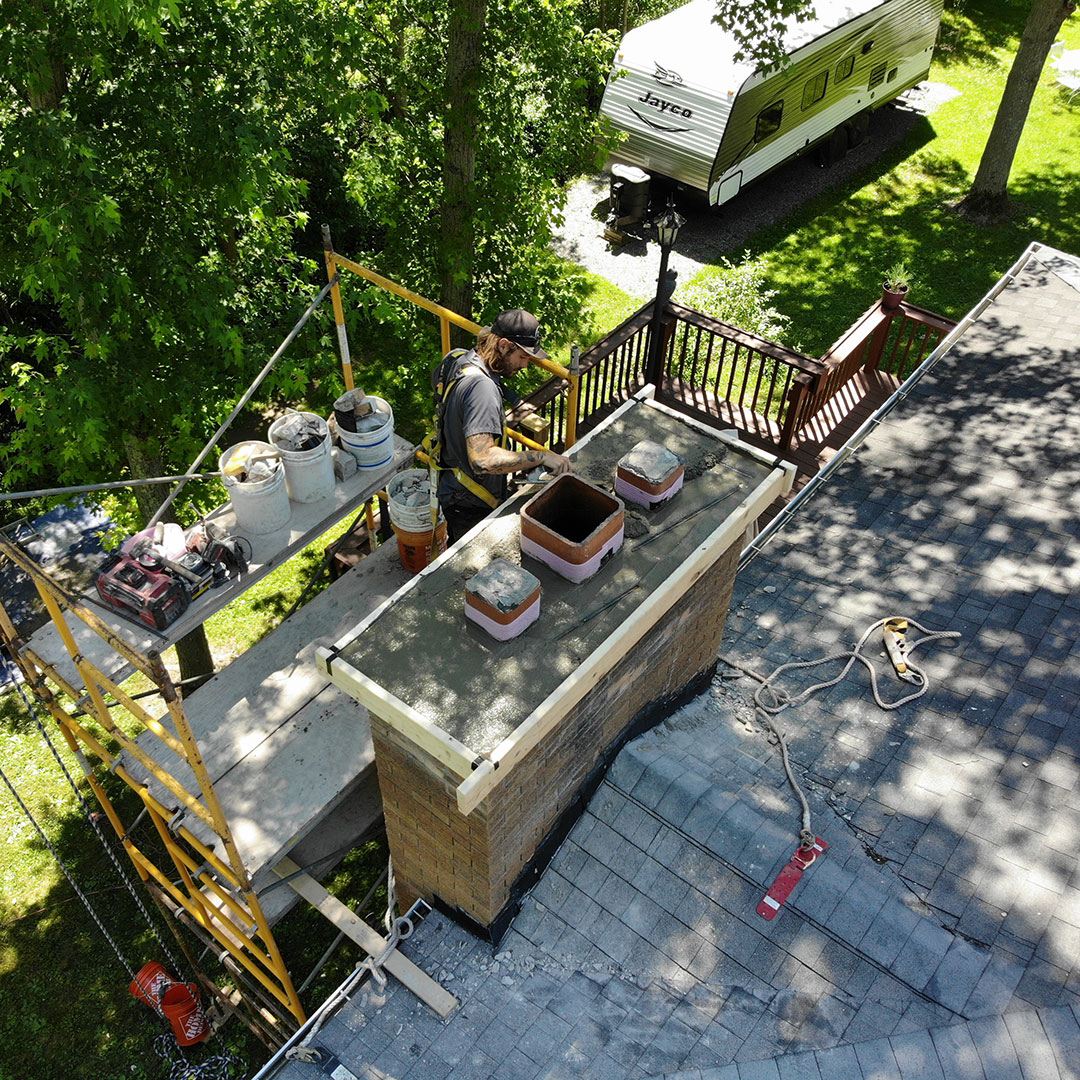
[160,981,211,1046]
[393,520,447,574]
[129,960,171,1008]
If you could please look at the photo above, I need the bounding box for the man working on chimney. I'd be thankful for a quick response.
[432,309,572,544]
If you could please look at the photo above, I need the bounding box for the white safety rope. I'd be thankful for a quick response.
[737,617,960,714]
[287,855,415,1064]
[723,616,960,849]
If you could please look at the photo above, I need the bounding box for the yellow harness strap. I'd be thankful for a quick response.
[425,363,503,513]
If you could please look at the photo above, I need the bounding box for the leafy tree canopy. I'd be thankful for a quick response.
[1,0,616,522]
[0,0,319,522]
[712,0,816,68]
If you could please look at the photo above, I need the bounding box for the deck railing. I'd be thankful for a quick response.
[659,302,824,451]
[791,300,957,434]
[510,296,957,459]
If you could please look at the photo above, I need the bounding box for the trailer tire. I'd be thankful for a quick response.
[815,126,848,167]
[844,110,870,149]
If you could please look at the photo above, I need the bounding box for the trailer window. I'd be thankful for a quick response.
[755,102,783,141]
[837,55,855,82]
[887,67,899,82]
[869,63,887,89]
[801,71,828,110]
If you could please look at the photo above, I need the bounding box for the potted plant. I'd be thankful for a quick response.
[882,262,912,311]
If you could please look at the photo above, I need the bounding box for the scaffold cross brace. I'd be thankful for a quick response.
[757,837,828,920]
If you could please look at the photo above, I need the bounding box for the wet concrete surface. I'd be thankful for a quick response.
[335,404,772,754]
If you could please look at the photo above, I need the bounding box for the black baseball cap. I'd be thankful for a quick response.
[489,309,549,360]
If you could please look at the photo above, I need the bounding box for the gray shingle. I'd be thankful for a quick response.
[924,939,991,1014]
[735,1058,781,1080]
[1037,1005,1080,1078]
[967,1015,1023,1080]
[812,1043,863,1079]
[853,1037,902,1080]
[775,1050,823,1080]
[929,1022,985,1080]
[1001,1010,1062,1080]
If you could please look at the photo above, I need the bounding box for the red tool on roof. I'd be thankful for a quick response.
[757,836,828,920]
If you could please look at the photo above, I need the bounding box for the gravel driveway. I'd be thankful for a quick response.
[551,83,958,299]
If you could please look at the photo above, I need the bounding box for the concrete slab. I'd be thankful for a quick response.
[325,399,777,755]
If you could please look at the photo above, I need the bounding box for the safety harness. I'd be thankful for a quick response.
[421,348,506,514]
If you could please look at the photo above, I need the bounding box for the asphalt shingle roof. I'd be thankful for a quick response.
[266,245,1080,1080]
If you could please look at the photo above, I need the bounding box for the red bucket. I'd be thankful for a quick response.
[129,961,171,1008]
[160,981,211,1046]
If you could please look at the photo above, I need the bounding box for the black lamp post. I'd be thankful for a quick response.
[644,199,686,391]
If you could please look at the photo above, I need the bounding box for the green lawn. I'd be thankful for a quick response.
[2,3,1079,1077]
[712,0,1080,355]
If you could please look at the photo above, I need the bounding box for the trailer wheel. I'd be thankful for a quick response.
[844,110,870,149]
[815,126,848,167]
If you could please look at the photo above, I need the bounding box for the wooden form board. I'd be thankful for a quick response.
[322,398,794,816]
[273,856,458,1018]
[25,436,414,690]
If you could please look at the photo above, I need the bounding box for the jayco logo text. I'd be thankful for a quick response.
[637,90,693,118]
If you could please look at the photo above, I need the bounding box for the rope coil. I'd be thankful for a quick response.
[723,616,960,850]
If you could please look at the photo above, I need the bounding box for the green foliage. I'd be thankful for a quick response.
[331,0,618,388]
[0,0,313,520]
[577,0,687,33]
[0,0,621,496]
[882,262,913,292]
[712,0,816,68]
[679,251,794,345]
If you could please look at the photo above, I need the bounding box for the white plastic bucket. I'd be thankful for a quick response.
[267,412,335,504]
[218,442,291,535]
[386,469,442,532]
[336,396,394,470]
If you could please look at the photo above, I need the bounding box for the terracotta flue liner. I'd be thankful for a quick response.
[519,475,624,583]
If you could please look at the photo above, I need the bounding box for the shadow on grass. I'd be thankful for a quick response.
[933,0,1029,73]
[741,125,1080,357]
[0,764,257,1080]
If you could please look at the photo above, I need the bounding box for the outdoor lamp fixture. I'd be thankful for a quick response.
[645,198,686,390]
[654,201,685,249]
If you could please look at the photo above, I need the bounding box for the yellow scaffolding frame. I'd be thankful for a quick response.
[0,232,583,1040]
[0,536,306,1028]
[322,227,581,450]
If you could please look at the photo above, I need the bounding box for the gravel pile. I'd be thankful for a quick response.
[551,83,959,300]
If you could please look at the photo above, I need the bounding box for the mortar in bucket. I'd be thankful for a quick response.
[218,441,291,536]
[386,469,446,572]
[335,393,395,471]
[268,411,335,503]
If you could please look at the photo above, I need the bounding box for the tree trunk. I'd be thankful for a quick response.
[956,0,1076,223]
[122,433,215,695]
[25,0,68,109]
[439,0,488,345]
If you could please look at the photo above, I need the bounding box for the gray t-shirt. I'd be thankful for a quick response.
[436,350,509,509]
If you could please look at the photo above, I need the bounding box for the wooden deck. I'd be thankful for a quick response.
[662,366,901,526]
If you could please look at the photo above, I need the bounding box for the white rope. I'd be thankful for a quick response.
[723,616,960,849]
[758,711,815,849]
[287,854,415,1063]
[744,617,960,715]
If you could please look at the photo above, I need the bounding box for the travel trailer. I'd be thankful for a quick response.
[598,0,944,207]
